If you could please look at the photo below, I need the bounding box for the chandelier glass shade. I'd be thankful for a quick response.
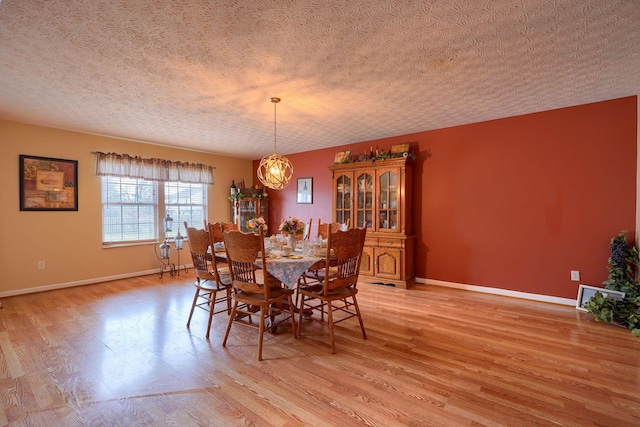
[258,97,293,190]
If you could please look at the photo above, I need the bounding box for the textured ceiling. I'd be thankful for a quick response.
[1,0,639,160]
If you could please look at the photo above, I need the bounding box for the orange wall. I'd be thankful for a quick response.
[255,97,638,299]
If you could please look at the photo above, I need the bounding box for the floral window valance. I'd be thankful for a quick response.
[94,151,215,184]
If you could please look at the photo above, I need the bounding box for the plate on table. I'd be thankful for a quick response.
[285,255,303,259]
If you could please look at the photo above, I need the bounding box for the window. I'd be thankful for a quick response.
[101,177,207,244]
[164,181,207,238]
[102,177,157,243]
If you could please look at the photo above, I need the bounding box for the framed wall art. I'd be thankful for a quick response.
[19,154,78,211]
[297,177,313,204]
[333,150,351,164]
[576,284,625,311]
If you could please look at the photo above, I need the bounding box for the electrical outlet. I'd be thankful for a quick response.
[570,270,580,281]
[37,260,45,270]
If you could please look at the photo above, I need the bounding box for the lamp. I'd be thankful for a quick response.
[163,213,174,232]
[159,238,171,260]
[157,212,175,277]
[174,230,184,250]
[258,97,293,190]
[173,228,187,275]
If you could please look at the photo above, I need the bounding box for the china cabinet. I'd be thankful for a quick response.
[329,157,415,288]
[230,197,269,232]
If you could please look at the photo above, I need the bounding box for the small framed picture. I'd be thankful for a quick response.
[333,150,351,164]
[297,177,313,204]
[19,154,78,211]
[576,284,625,311]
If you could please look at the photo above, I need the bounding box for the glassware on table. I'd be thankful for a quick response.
[302,240,311,255]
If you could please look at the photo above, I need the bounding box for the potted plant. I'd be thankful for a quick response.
[584,230,640,336]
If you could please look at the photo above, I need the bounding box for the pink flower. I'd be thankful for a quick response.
[279,216,304,234]
[246,217,267,232]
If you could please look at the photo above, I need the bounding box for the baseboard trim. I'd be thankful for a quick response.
[2,272,575,307]
[416,277,576,306]
[0,269,162,298]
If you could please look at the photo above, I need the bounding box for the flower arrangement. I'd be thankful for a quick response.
[246,217,267,233]
[279,216,304,235]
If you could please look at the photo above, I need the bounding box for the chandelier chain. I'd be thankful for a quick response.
[271,96,280,153]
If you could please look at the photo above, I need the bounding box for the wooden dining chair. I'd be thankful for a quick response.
[222,222,239,232]
[208,221,229,265]
[297,226,367,353]
[299,220,340,293]
[222,229,297,361]
[316,219,343,239]
[207,221,224,244]
[184,223,232,339]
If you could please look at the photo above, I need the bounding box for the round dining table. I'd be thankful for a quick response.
[213,243,323,288]
[255,250,323,288]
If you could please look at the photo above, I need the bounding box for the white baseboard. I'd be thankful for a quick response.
[417,277,576,306]
[0,269,167,298]
[2,271,575,307]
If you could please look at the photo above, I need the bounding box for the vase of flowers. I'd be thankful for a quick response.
[246,217,267,234]
[279,216,304,247]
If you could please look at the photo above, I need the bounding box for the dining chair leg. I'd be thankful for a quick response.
[205,290,217,339]
[258,306,266,361]
[226,288,232,314]
[186,288,200,327]
[327,300,336,354]
[351,295,367,339]
[222,301,238,348]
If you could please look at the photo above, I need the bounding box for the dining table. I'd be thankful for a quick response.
[255,250,323,288]
[212,243,324,289]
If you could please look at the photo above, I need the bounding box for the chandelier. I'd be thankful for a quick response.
[257,97,293,190]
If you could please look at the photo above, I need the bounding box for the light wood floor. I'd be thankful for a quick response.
[1,275,639,426]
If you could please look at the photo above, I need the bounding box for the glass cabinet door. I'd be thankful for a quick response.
[238,199,254,231]
[257,199,267,222]
[356,172,374,229]
[235,198,267,232]
[378,170,399,230]
[335,174,351,226]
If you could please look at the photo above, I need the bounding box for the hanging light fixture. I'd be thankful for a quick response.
[257,97,293,190]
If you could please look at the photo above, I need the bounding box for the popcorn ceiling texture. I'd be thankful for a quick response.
[0,0,639,159]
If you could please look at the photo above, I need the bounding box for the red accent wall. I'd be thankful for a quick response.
[254,97,638,299]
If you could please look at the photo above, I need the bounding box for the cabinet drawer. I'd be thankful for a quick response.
[378,237,404,248]
[364,236,378,247]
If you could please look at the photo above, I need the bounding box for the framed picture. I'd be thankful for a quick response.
[19,154,78,211]
[333,150,351,164]
[391,142,410,153]
[297,177,313,204]
[576,284,625,311]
